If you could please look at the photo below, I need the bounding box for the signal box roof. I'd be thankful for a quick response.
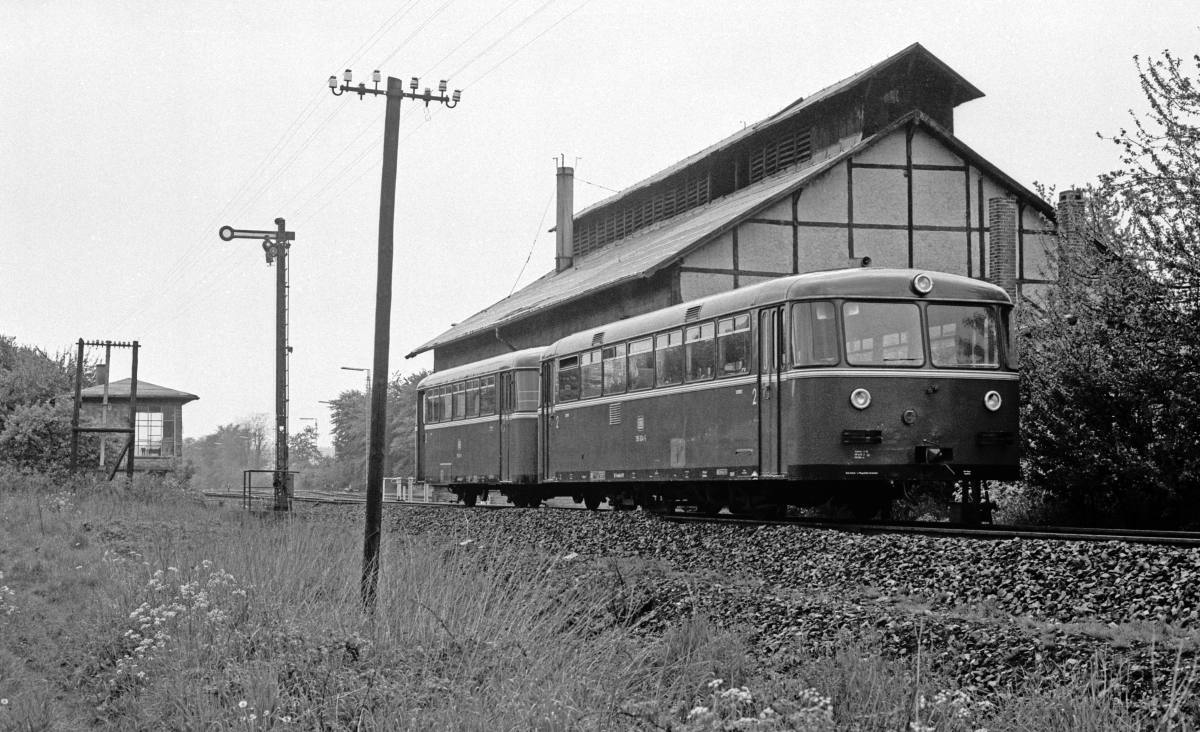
[541,268,1010,360]
[417,347,546,390]
[78,378,199,403]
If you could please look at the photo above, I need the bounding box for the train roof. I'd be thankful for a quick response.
[417,346,546,389]
[541,268,1010,359]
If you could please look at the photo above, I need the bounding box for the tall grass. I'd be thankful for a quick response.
[0,471,1194,730]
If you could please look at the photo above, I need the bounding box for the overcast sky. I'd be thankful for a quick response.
[2,1,1196,444]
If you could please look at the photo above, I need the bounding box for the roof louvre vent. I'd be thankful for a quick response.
[591,332,605,346]
[684,305,703,322]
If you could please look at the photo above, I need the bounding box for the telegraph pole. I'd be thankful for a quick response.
[218,219,295,511]
[329,69,460,610]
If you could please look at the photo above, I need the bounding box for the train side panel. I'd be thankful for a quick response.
[546,378,759,482]
[421,418,500,484]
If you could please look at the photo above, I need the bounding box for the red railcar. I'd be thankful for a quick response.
[416,348,543,506]
[538,268,1018,516]
[418,268,1019,516]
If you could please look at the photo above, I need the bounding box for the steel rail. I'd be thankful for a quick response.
[658,513,1200,548]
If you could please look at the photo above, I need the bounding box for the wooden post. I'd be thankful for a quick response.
[362,76,402,611]
[69,339,84,472]
[128,341,138,479]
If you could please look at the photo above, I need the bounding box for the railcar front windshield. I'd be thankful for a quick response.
[843,302,924,366]
[927,304,1000,368]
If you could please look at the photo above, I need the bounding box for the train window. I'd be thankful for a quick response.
[927,305,1000,368]
[1002,309,1018,368]
[792,301,839,366]
[424,392,436,424]
[843,302,924,366]
[465,379,480,418]
[628,338,655,390]
[556,357,580,403]
[655,331,684,386]
[685,322,717,381]
[479,375,496,415]
[602,343,627,395]
[581,350,603,398]
[439,386,452,422]
[452,382,467,418]
[717,314,751,376]
[515,371,540,411]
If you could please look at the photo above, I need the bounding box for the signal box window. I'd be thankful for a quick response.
[581,350,603,398]
[928,305,999,368]
[685,322,716,381]
[717,314,751,376]
[135,406,171,457]
[793,301,839,366]
[844,302,924,366]
[557,357,580,403]
[655,331,684,386]
[602,344,627,395]
[479,375,496,415]
[627,338,655,391]
[465,379,481,417]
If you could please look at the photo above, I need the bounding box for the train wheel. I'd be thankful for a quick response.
[697,501,723,517]
[462,492,477,508]
[584,494,602,511]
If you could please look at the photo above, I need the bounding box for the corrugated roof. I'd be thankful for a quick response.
[79,378,199,402]
[572,42,983,221]
[408,145,856,358]
[411,110,1055,359]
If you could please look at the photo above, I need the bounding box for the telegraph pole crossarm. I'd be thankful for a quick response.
[328,68,461,611]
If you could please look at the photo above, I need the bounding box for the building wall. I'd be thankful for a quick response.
[679,125,1054,299]
[79,399,187,472]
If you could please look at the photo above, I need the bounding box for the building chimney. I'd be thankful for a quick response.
[555,165,575,273]
[1056,189,1087,255]
[988,196,1018,302]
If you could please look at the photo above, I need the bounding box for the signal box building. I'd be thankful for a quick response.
[410,43,1061,372]
[78,378,199,472]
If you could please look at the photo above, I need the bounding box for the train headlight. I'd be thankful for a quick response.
[911,272,934,296]
[850,388,872,410]
[984,390,1002,411]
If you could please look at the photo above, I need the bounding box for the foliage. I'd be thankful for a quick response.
[1019,49,1200,529]
[325,368,428,484]
[287,424,323,469]
[184,416,271,493]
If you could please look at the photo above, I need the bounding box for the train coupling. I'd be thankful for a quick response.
[915,445,954,464]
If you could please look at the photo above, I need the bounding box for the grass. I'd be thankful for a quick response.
[0,470,1194,730]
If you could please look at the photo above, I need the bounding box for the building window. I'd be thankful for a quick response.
[135,405,174,457]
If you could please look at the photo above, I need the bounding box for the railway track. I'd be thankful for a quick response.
[659,512,1200,548]
[203,490,1200,547]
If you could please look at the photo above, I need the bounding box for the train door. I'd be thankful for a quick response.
[499,372,513,481]
[539,361,553,481]
[758,307,784,476]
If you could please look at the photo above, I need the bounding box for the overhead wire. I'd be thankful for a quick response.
[142,0,601,332]
[105,1,430,335]
[509,191,555,297]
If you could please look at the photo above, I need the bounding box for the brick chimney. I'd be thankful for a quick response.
[1056,189,1087,253]
[555,166,575,273]
[988,197,1018,302]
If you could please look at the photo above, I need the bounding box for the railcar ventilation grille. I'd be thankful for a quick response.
[842,430,882,445]
[591,332,605,346]
[609,402,622,425]
[684,305,703,322]
[977,431,1015,446]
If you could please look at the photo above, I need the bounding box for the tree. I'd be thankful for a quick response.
[387,369,428,479]
[1020,48,1200,528]
[287,424,323,470]
[323,368,428,487]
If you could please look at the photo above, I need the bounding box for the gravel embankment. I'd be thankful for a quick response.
[313,504,1200,705]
